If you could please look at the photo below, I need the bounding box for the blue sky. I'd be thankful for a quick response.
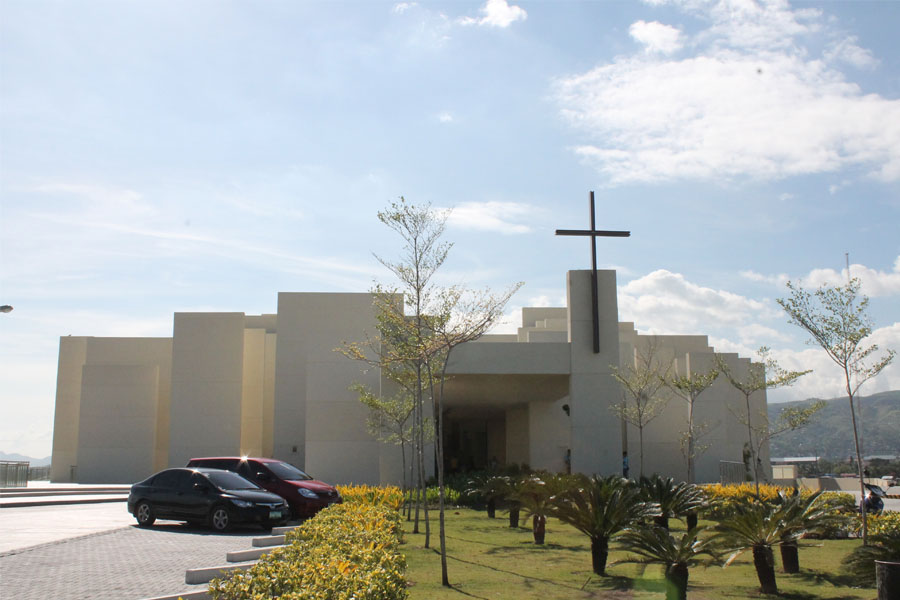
[1,0,898,458]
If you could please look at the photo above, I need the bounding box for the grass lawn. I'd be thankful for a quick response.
[400,508,876,600]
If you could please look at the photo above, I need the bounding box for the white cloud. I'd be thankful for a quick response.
[32,182,155,218]
[392,2,417,14]
[629,20,684,54]
[740,270,789,286]
[459,0,527,28]
[825,36,878,70]
[445,201,537,234]
[619,265,898,402]
[438,111,454,123]
[828,179,851,194]
[800,258,900,298]
[742,258,900,298]
[618,269,778,336]
[555,0,900,184]
[763,322,900,402]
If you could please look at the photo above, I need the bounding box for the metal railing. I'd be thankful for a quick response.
[719,460,746,484]
[1,461,29,488]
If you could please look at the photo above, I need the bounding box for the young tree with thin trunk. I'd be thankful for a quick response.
[611,339,672,478]
[715,348,812,496]
[665,364,719,484]
[351,384,416,510]
[340,287,435,526]
[345,198,521,587]
[425,282,522,586]
[777,277,895,545]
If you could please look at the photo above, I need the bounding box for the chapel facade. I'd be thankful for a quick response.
[50,270,771,484]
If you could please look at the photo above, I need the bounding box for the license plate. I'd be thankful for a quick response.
[269,511,282,519]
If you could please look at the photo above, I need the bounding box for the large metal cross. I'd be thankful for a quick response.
[556,191,630,353]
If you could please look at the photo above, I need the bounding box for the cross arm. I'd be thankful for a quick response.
[555,229,631,237]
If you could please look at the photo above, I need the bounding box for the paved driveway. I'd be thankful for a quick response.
[1,504,266,600]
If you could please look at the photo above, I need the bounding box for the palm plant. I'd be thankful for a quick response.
[502,476,523,528]
[617,526,718,600]
[552,474,659,575]
[771,490,829,573]
[513,475,568,544]
[638,475,706,531]
[463,474,509,519]
[713,499,785,594]
[842,529,900,586]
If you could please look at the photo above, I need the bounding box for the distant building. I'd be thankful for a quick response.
[50,269,771,485]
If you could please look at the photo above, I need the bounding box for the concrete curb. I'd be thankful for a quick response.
[226,546,279,562]
[141,591,210,600]
[0,496,128,508]
[185,562,256,585]
[251,534,284,547]
[271,524,299,535]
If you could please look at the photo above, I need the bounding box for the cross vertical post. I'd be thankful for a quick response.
[555,191,630,353]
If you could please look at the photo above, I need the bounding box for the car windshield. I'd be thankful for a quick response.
[265,461,312,481]
[205,470,260,490]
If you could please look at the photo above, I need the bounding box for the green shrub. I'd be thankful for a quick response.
[209,502,407,600]
[425,485,460,505]
[807,492,856,539]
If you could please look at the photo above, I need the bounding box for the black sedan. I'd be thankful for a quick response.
[128,468,289,531]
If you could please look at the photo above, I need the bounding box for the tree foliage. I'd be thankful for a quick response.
[610,339,672,478]
[344,197,520,587]
[664,365,719,484]
[716,348,812,495]
[777,277,895,545]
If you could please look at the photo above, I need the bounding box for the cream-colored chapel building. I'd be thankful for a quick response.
[50,270,771,485]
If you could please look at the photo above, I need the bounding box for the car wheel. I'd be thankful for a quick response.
[210,505,232,532]
[135,501,156,527]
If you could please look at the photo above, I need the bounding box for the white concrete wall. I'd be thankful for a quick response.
[241,328,266,457]
[527,397,571,472]
[51,336,172,482]
[506,406,529,465]
[168,313,246,467]
[567,270,622,476]
[77,364,159,483]
[263,332,277,457]
[84,338,173,471]
[50,337,88,482]
[273,293,383,484]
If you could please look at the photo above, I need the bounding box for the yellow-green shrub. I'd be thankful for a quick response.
[701,483,796,519]
[337,484,404,510]
[855,511,900,537]
[209,502,407,600]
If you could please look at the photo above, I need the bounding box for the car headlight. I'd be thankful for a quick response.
[298,488,318,499]
[231,499,254,508]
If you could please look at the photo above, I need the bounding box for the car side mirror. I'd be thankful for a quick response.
[193,482,210,492]
[255,472,270,481]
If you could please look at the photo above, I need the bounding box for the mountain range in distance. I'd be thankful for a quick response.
[768,389,900,460]
[0,451,51,466]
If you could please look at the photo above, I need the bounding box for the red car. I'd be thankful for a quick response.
[186,457,341,519]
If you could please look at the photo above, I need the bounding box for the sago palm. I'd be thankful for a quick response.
[514,474,568,544]
[713,499,785,595]
[771,490,828,573]
[501,476,524,528]
[638,475,707,530]
[842,529,900,586]
[463,474,508,519]
[552,475,659,575]
[617,526,718,600]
